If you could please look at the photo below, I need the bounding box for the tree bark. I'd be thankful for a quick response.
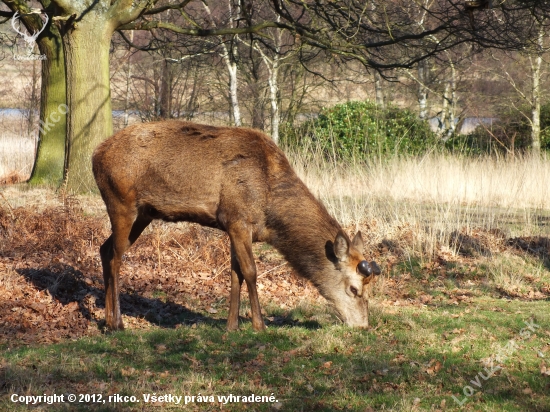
[29,26,67,186]
[267,65,280,143]
[2,0,68,186]
[227,60,241,126]
[248,56,265,130]
[159,59,172,119]
[448,63,457,139]
[439,60,457,141]
[63,18,114,192]
[123,30,133,127]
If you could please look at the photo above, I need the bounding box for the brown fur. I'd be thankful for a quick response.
[92,121,375,330]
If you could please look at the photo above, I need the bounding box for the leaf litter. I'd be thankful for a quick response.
[0,202,321,346]
[1,191,549,346]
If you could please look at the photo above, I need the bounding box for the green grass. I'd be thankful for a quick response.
[2,298,549,411]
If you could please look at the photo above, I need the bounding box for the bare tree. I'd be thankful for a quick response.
[201,1,243,126]
[3,0,550,191]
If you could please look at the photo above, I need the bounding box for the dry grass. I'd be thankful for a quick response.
[291,152,550,220]
[2,132,550,258]
[0,115,37,183]
[0,134,35,183]
[289,152,550,262]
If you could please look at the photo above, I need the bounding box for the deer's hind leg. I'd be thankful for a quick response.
[100,206,152,331]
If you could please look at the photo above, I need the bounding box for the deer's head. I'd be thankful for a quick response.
[321,230,381,328]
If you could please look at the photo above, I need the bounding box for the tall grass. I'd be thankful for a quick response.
[0,132,36,181]
[287,149,550,260]
[3,121,550,261]
[0,114,37,182]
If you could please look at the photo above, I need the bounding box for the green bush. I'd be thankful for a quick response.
[281,100,438,160]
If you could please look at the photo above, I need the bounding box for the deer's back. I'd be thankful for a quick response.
[93,121,296,233]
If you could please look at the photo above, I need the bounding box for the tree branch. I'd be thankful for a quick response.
[108,0,159,28]
[143,0,193,16]
[118,20,287,37]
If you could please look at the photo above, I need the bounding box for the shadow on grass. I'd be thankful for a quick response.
[1,320,549,411]
[508,235,550,271]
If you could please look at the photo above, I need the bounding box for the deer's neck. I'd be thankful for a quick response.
[265,178,341,283]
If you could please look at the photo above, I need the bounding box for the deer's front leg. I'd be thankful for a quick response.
[227,225,266,331]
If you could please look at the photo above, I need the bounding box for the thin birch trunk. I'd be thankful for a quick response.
[202,1,241,126]
[374,71,385,108]
[531,24,544,154]
[418,60,428,120]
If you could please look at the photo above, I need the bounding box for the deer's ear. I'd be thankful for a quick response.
[334,230,350,262]
[351,231,364,252]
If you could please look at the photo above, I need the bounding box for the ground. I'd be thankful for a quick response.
[0,186,549,411]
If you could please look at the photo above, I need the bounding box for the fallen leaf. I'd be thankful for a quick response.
[425,360,442,375]
[392,354,407,363]
[121,367,136,376]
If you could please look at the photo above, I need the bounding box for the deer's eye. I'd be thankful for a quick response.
[350,286,358,296]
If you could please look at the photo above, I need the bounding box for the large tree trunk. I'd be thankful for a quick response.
[29,26,67,186]
[3,0,67,186]
[63,18,114,192]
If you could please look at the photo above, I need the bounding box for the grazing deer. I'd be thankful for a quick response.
[92,121,381,331]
